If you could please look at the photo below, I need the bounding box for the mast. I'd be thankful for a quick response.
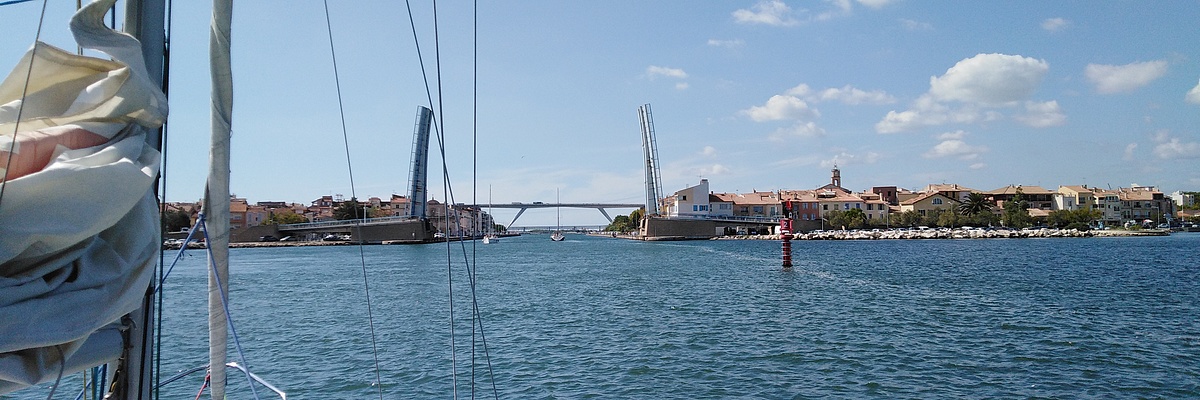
[122,0,168,398]
[204,0,234,398]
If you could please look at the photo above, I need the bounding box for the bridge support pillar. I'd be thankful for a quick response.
[597,208,614,223]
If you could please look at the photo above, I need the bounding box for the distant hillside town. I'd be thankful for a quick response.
[161,166,1198,235]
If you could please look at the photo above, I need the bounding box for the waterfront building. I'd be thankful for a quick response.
[1112,185,1174,226]
[920,183,977,203]
[986,185,1056,211]
[898,192,960,217]
[1171,191,1196,208]
[661,179,713,218]
[1056,185,1097,211]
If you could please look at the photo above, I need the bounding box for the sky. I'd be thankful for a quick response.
[3,1,1199,226]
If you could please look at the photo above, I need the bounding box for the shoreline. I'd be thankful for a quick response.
[714,228,1171,241]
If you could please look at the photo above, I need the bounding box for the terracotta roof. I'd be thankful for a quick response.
[923,183,976,193]
[899,191,959,206]
[986,185,1054,195]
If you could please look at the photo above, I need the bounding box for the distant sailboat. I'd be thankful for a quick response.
[484,185,498,243]
[551,189,565,241]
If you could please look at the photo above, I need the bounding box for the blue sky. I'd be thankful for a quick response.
[4,1,1199,226]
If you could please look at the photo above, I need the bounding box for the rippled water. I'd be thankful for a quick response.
[12,233,1200,398]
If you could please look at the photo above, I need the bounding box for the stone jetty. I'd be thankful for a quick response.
[715,228,1170,241]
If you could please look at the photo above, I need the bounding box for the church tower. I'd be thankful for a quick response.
[831,164,842,188]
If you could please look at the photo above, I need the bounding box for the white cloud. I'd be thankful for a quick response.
[819,151,880,168]
[703,164,731,175]
[1123,143,1139,160]
[1041,17,1068,32]
[937,130,967,140]
[646,65,688,79]
[701,146,717,156]
[733,0,799,26]
[900,18,932,31]
[1186,79,1200,104]
[876,53,1058,133]
[814,85,896,105]
[743,95,818,121]
[1015,100,1066,127]
[929,53,1049,105]
[707,39,745,48]
[856,0,894,10]
[875,97,983,133]
[1152,131,1200,159]
[969,163,986,169]
[924,139,988,160]
[675,82,690,90]
[1085,60,1168,94]
[771,121,827,139]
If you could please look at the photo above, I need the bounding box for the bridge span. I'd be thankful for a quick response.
[468,202,643,228]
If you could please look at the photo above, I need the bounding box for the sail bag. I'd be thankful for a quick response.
[0,0,167,393]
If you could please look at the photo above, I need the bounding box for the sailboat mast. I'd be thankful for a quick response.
[204,0,234,398]
[121,0,168,398]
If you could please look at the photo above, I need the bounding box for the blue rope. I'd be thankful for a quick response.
[155,218,206,295]
[0,0,37,7]
[197,212,262,400]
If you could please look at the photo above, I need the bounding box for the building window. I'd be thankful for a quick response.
[855,203,861,209]
[932,198,943,205]
[681,195,687,201]
[752,206,763,214]
[822,204,828,210]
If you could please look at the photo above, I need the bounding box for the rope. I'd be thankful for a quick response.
[320,2,384,398]
[199,213,263,400]
[0,0,49,207]
[44,345,65,400]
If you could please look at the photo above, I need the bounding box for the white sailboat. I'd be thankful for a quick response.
[484,185,499,243]
[551,189,565,241]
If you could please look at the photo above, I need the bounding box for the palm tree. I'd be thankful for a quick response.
[958,192,994,216]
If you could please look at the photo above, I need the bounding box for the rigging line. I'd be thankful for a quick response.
[155,1,175,397]
[199,213,263,400]
[0,0,49,207]
[320,2,384,399]
[469,0,478,394]
[428,1,462,397]
[470,1,498,397]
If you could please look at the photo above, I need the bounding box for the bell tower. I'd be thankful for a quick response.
[831,164,842,188]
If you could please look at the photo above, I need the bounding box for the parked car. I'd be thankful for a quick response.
[259,235,278,242]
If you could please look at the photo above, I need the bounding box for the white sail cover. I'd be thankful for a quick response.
[0,0,167,393]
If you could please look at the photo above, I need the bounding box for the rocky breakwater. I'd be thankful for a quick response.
[715,228,1169,241]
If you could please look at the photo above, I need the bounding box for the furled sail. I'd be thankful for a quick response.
[0,0,167,393]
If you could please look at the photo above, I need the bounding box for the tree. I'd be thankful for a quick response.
[894,210,922,227]
[1001,190,1032,228]
[162,209,192,232]
[936,208,962,228]
[958,192,994,216]
[605,215,634,232]
[628,208,644,225]
[265,210,307,225]
[333,197,366,220]
[827,208,867,229]
[492,223,507,233]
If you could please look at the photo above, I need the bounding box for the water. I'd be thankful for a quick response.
[10,233,1200,398]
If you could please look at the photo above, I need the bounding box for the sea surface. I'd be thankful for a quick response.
[11,233,1200,399]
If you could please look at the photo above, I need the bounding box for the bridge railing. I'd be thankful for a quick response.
[279,215,419,230]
